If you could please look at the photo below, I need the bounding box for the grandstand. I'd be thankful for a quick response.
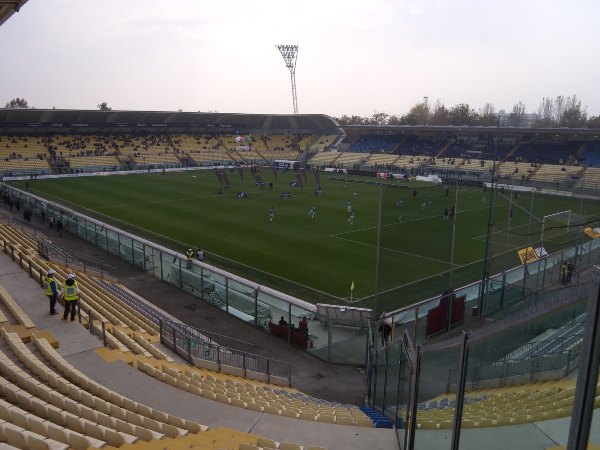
[0,219,396,449]
[1,116,600,450]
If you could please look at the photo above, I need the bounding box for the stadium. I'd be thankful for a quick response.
[1,2,600,450]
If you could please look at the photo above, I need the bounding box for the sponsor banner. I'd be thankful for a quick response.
[517,247,539,264]
[584,227,600,239]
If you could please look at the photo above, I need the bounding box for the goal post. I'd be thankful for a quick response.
[540,210,584,246]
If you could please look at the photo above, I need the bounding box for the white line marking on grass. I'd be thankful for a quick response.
[92,194,224,210]
[330,206,488,238]
[329,235,460,267]
[28,190,349,301]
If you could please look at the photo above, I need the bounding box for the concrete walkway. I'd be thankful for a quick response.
[0,247,399,450]
[0,210,597,449]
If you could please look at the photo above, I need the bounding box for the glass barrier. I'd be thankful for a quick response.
[4,183,599,371]
[414,346,458,449]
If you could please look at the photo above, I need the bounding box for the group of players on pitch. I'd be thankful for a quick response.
[268,190,359,224]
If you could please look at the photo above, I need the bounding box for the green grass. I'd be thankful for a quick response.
[13,170,600,311]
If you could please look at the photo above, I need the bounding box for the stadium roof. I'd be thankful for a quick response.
[0,109,341,132]
[344,124,600,137]
[0,0,28,27]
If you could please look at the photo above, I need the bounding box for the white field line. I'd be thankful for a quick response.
[329,235,460,267]
[329,205,488,238]
[93,194,224,210]
[31,190,346,302]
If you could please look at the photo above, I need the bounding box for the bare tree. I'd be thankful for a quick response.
[587,115,600,128]
[507,101,526,127]
[477,102,498,126]
[555,95,565,125]
[561,95,587,127]
[4,97,30,108]
[536,97,555,127]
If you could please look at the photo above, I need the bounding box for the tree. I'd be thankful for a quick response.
[507,101,526,127]
[368,112,390,126]
[429,100,450,125]
[587,115,600,128]
[400,100,429,125]
[477,102,498,126]
[561,95,587,127]
[335,115,368,125]
[97,101,112,111]
[535,97,556,127]
[449,103,477,126]
[4,97,30,109]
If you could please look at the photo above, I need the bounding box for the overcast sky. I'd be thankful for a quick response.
[1,0,599,117]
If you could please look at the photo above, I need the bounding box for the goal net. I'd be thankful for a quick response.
[541,210,586,245]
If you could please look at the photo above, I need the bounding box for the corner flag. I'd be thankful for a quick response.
[350,281,355,291]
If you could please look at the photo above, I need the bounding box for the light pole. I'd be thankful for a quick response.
[276,45,299,115]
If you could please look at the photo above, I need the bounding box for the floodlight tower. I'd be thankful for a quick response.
[276,44,299,114]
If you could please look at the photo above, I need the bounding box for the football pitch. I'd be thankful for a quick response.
[13,169,600,311]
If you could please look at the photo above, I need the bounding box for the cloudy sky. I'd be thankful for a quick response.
[1,0,599,117]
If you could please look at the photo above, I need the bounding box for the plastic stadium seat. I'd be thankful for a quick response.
[257,437,278,448]
[239,444,259,450]
[280,443,302,450]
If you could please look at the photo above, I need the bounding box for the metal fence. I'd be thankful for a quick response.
[170,322,256,354]
[447,349,581,389]
[1,183,371,364]
[160,319,291,385]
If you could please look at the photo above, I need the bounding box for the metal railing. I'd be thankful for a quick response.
[160,319,291,386]
[447,348,581,389]
[170,322,256,354]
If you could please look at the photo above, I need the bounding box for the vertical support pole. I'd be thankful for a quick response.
[187,338,192,363]
[382,346,389,412]
[88,310,93,334]
[200,267,205,300]
[158,250,163,280]
[288,302,292,344]
[179,259,183,289]
[406,346,421,450]
[159,320,164,344]
[450,332,469,450]
[254,288,259,328]
[102,321,107,347]
[566,266,600,450]
[225,277,229,312]
[266,359,271,384]
[373,189,383,319]
[172,328,177,354]
[327,317,332,363]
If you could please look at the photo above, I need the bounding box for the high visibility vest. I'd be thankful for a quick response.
[186,250,194,261]
[43,276,56,296]
[63,281,78,301]
[561,264,568,275]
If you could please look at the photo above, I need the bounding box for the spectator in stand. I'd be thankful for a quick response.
[298,317,309,335]
[278,316,288,326]
[379,321,392,346]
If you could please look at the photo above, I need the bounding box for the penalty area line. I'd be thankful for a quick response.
[329,235,460,267]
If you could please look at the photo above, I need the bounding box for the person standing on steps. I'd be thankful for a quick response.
[43,269,59,315]
[60,274,80,321]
